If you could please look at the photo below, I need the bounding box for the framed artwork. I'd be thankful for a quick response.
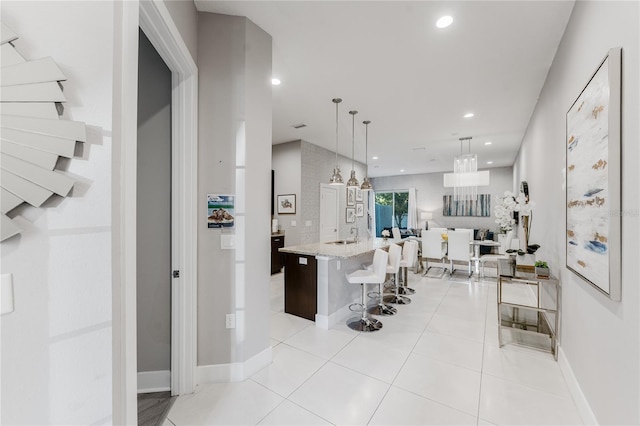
[346,187,356,206]
[566,47,621,301]
[356,203,364,217]
[442,194,490,217]
[356,188,364,202]
[207,194,235,228]
[346,207,356,223]
[277,194,296,214]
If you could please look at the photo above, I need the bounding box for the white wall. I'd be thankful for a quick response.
[0,2,115,424]
[371,167,514,233]
[136,29,172,376]
[196,12,272,367]
[513,2,639,424]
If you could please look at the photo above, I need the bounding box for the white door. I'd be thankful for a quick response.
[320,184,339,242]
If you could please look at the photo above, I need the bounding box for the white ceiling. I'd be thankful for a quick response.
[195,1,574,177]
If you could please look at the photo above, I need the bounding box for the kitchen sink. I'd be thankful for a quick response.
[326,240,357,245]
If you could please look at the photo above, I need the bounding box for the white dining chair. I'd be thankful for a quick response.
[447,230,473,278]
[421,229,448,277]
[392,227,402,241]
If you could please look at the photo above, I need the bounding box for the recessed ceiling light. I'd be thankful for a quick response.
[436,15,453,29]
[487,161,493,164]
[372,156,379,160]
[400,169,405,172]
[464,112,474,118]
[484,141,492,145]
[271,78,281,86]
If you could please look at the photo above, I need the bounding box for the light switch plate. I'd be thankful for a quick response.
[291,220,296,227]
[220,234,235,250]
[225,313,236,329]
[1,274,14,314]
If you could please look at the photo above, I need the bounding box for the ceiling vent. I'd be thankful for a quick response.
[292,123,307,129]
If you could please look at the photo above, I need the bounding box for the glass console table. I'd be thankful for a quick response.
[497,263,560,359]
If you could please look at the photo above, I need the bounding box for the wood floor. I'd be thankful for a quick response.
[138,392,176,426]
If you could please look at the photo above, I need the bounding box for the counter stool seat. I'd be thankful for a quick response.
[398,240,419,295]
[346,249,388,332]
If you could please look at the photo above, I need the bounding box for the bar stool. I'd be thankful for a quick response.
[346,248,388,332]
[398,240,418,295]
[383,243,411,305]
[367,244,400,316]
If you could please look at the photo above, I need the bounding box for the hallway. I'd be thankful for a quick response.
[164,271,581,425]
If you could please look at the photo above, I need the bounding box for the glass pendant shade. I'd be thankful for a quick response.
[329,98,344,185]
[347,110,359,187]
[361,120,373,191]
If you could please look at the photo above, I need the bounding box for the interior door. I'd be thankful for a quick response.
[319,184,338,242]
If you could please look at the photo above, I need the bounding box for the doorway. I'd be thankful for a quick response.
[136,28,172,397]
[319,184,339,243]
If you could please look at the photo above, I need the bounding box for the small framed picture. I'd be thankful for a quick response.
[356,188,363,202]
[347,187,356,206]
[356,203,364,217]
[346,207,356,223]
[277,194,296,214]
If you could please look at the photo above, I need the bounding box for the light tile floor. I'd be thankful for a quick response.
[166,270,583,425]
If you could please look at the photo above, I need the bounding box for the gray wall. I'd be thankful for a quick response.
[513,2,639,424]
[371,167,514,233]
[272,141,302,245]
[272,140,369,246]
[197,12,272,366]
[164,0,198,63]
[136,30,172,374]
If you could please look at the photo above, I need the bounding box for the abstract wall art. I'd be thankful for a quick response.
[442,194,490,217]
[0,22,88,242]
[566,47,621,301]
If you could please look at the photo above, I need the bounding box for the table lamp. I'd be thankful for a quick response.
[421,212,433,230]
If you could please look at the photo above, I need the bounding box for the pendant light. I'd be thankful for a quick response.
[346,110,359,187]
[329,98,344,185]
[443,136,490,201]
[360,120,373,191]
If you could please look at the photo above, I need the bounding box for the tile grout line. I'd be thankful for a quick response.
[365,275,452,425]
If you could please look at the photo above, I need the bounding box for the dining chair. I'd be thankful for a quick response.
[421,229,448,277]
[447,230,473,278]
[479,231,520,278]
[392,227,402,241]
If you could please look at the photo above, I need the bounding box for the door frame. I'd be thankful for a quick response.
[319,183,339,243]
[114,1,198,423]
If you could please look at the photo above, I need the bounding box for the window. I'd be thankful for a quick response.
[374,191,409,237]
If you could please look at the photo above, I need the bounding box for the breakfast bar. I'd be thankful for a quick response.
[280,238,392,329]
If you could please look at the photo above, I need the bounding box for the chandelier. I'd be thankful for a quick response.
[443,137,490,201]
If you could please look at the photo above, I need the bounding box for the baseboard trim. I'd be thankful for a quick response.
[315,303,352,330]
[137,370,171,393]
[196,346,272,384]
[558,347,598,425]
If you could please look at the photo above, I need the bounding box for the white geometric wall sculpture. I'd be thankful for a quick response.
[0,22,86,242]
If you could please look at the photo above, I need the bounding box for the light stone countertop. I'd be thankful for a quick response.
[279,237,399,259]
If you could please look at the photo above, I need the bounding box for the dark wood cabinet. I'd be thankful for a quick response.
[283,253,317,321]
[271,235,285,274]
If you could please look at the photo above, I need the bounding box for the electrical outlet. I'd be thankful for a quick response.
[225,313,236,329]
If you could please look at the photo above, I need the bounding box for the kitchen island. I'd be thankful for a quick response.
[279,238,393,329]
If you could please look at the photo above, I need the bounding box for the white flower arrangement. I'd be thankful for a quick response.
[381,229,391,238]
[494,190,535,232]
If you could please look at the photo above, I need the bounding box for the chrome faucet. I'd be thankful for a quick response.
[350,227,359,243]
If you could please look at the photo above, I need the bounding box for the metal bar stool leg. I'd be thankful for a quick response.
[398,266,416,295]
[348,283,383,332]
[383,271,411,305]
